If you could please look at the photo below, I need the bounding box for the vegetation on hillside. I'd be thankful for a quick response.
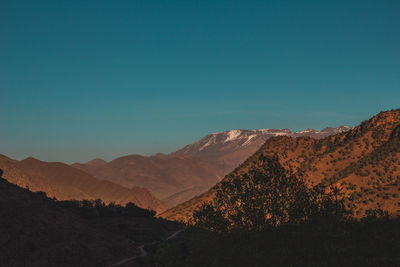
[192,155,351,232]
[153,157,398,266]
[57,198,156,219]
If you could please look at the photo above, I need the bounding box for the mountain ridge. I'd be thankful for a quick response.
[172,126,352,170]
[0,154,167,212]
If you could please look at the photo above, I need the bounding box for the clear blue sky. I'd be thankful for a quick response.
[1,0,399,163]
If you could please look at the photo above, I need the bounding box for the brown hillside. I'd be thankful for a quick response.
[0,154,53,193]
[0,155,167,212]
[161,109,400,221]
[72,154,225,204]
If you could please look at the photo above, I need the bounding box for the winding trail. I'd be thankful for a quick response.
[107,229,183,267]
[166,229,183,240]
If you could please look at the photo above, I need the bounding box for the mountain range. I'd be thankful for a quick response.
[72,154,225,207]
[0,125,352,214]
[161,109,400,221]
[72,126,350,207]
[0,154,166,212]
[172,126,352,171]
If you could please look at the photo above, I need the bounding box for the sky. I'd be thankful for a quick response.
[1,0,399,163]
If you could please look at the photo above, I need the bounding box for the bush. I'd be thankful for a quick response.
[56,199,155,219]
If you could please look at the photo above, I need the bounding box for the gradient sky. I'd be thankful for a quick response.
[1,0,399,163]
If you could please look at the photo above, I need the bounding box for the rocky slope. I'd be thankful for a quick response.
[172,126,351,172]
[161,110,400,221]
[0,155,166,212]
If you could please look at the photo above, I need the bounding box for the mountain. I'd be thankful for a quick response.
[0,155,166,212]
[85,158,107,166]
[161,110,400,221]
[172,126,352,172]
[74,127,350,207]
[72,154,226,207]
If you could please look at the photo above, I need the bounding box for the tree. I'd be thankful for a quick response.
[193,155,351,232]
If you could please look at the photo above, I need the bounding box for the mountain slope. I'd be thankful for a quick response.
[72,154,226,205]
[0,155,166,212]
[161,110,400,221]
[0,154,53,193]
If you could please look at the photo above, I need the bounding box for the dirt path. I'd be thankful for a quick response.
[107,229,183,267]
[166,229,183,240]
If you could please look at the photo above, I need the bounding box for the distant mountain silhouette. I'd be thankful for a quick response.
[85,158,107,166]
[72,154,225,207]
[0,155,166,212]
[161,109,400,221]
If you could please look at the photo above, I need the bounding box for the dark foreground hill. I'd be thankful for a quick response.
[153,155,400,267]
[153,218,400,267]
[0,170,180,266]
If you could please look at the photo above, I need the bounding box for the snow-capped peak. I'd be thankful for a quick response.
[296,128,317,134]
[176,126,352,155]
[224,130,242,142]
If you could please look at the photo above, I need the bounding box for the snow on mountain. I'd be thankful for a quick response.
[242,134,257,146]
[224,130,242,142]
[174,126,352,157]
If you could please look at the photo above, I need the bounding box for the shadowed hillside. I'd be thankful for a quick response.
[0,171,136,266]
[0,169,181,266]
